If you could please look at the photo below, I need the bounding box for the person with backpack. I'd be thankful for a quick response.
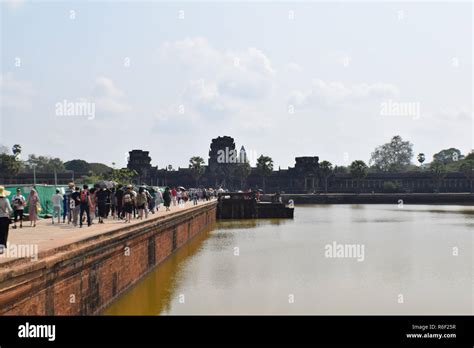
[79,185,92,228]
[136,187,148,220]
[122,187,134,223]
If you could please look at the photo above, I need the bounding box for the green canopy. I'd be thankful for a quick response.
[4,184,68,218]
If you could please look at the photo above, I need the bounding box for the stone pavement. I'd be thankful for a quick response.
[0,200,216,265]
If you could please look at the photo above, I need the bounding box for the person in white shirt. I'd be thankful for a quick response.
[51,189,63,224]
[155,190,163,212]
[11,188,26,229]
[0,186,13,254]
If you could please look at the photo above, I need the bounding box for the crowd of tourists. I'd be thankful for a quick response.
[0,184,218,254]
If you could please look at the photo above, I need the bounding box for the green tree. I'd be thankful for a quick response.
[433,148,464,164]
[89,162,112,175]
[350,160,368,193]
[464,151,474,161]
[459,160,474,193]
[333,165,348,174]
[189,156,205,186]
[0,153,22,177]
[27,155,66,173]
[65,159,90,173]
[319,160,333,193]
[430,161,447,192]
[256,155,274,192]
[103,168,138,185]
[370,135,413,172]
[234,162,252,189]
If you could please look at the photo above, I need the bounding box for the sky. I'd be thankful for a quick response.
[1,0,472,169]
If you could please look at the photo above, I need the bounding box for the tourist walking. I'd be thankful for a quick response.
[11,188,26,229]
[163,187,171,211]
[70,186,81,227]
[176,189,182,206]
[171,187,177,206]
[63,182,75,223]
[146,189,155,214]
[136,187,148,220]
[127,185,137,219]
[115,185,124,219]
[0,186,13,254]
[122,188,134,223]
[96,187,109,224]
[79,185,92,228]
[27,188,39,227]
[110,188,117,218]
[89,188,96,224]
[155,189,163,212]
[51,189,63,224]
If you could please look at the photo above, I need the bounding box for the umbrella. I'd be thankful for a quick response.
[177,186,186,191]
[95,180,114,189]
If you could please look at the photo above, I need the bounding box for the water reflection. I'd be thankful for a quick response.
[103,205,473,315]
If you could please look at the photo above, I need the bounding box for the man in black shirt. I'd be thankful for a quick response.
[96,188,109,224]
[115,185,124,219]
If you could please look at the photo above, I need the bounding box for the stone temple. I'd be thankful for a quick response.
[126,136,470,193]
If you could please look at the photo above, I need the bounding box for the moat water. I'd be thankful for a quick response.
[103,205,473,315]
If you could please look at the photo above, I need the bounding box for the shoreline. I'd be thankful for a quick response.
[271,193,474,205]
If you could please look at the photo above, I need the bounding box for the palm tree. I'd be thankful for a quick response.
[417,153,425,166]
[12,144,22,160]
[350,160,368,193]
[319,160,333,193]
[235,162,252,189]
[189,156,205,187]
[256,155,273,193]
[459,160,474,193]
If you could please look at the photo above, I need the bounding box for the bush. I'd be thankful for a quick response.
[383,181,401,193]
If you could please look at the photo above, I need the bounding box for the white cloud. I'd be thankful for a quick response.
[157,37,276,102]
[91,77,131,113]
[287,62,303,72]
[0,73,35,111]
[154,38,279,127]
[288,79,399,107]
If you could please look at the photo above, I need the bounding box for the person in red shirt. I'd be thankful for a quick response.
[171,187,177,206]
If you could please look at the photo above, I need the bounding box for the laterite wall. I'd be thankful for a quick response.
[0,202,217,315]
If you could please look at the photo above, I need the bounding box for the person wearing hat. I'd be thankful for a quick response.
[0,186,13,254]
[27,188,39,227]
